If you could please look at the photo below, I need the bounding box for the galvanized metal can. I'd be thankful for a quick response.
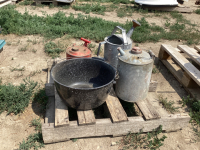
[116,47,154,102]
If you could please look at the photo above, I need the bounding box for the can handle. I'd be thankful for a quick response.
[80,38,91,47]
[97,41,106,56]
[111,26,128,45]
[148,50,155,60]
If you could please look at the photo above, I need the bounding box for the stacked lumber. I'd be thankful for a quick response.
[0,0,11,8]
[159,44,200,100]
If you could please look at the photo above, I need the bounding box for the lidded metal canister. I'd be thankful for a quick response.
[116,47,154,102]
[66,38,91,59]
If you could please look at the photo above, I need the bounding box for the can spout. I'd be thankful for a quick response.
[126,20,141,38]
[117,47,126,56]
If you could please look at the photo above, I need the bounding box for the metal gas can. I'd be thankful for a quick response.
[66,38,91,59]
[116,47,154,102]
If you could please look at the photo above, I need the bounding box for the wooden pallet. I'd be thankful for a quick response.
[42,58,190,144]
[159,44,200,100]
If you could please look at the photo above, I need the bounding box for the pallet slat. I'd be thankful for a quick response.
[45,97,55,124]
[177,45,200,66]
[77,110,96,126]
[136,98,160,120]
[141,6,192,13]
[106,89,128,123]
[55,88,69,127]
[194,45,200,52]
[160,44,200,87]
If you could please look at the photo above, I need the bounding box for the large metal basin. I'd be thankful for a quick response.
[51,58,116,110]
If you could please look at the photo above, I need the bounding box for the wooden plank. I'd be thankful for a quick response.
[159,48,171,60]
[77,110,96,126]
[42,113,190,143]
[106,89,128,123]
[175,48,183,53]
[136,98,160,120]
[161,59,200,100]
[161,44,200,87]
[142,6,192,13]
[45,83,54,97]
[194,45,200,52]
[45,67,54,96]
[45,59,55,97]
[177,45,200,66]
[0,0,11,8]
[45,97,55,124]
[55,88,69,127]
[149,80,158,92]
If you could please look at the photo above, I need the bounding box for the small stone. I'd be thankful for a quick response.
[111,142,117,146]
[97,146,100,149]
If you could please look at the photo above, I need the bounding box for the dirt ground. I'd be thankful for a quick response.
[1,0,200,149]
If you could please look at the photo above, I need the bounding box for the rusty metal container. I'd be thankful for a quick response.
[66,38,91,59]
[116,47,154,102]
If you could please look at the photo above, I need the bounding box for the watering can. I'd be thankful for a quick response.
[96,20,141,69]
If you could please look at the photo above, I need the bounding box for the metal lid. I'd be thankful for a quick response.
[66,43,91,57]
[118,47,153,65]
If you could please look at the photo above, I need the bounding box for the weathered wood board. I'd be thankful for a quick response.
[55,88,69,127]
[136,98,160,120]
[106,89,128,123]
[77,110,96,126]
[194,45,200,52]
[159,44,200,100]
[177,45,200,66]
[160,44,200,87]
[42,106,190,143]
